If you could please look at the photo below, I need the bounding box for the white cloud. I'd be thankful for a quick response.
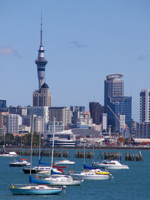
[138,54,149,61]
[70,41,89,49]
[0,46,20,57]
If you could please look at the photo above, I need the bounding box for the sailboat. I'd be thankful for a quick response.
[0,132,18,157]
[9,116,63,195]
[30,118,83,186]
[70,135,112,180]
[9,158,30,167]
[22,132,63,175]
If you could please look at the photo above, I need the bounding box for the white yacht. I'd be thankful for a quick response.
[93,160,129,170]
[23,166,63,174]
[55,159,75,165]
[30,174,83,186]
[70,168,111,180]
[9,158,30,167]
[0,151,18,157]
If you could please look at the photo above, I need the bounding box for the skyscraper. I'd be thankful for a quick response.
[140,89,150,123]
[33,83,52,107]
[104,74,132,132]
[104,74,124,109]
[35,17,48,89]
[89,102,104,125]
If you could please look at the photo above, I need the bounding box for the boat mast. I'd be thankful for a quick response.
[84,132,86,165]
[39,132,41,161]
[30,116,34,176]
[51,117,55,168]
[92,136,94,164]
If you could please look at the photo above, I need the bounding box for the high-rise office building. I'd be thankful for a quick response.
[110,96,132,131]
[49,107,72,127]
[8,106,27,116]
[27,106,49,124]
[140,89,150,123]
[104,74,132,132]
[0,99,7,112]
[89,102,104,125]
[104,74,124,109]
[33,83,52,107]
[70,106,85,126]
[7,114,22,134]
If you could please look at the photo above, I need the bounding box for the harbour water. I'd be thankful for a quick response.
[0,149,150,200]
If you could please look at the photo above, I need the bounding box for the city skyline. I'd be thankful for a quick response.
[1,1,150,122]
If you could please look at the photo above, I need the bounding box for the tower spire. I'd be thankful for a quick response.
[40,11,43,46]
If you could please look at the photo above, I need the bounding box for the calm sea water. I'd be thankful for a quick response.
[0,149,150,200]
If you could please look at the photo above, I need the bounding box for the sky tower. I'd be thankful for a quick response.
[35,17,48,89]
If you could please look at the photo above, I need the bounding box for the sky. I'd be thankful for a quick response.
[0,0,150,122]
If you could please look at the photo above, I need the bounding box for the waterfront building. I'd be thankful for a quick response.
[46,121,64,138]
[136,122,150,138]
[76,111,93,129]
[89,102,104,125]
[7,114,22,134]
[49,107,72,127]
[140,89,150,123]
[48,129,76,147]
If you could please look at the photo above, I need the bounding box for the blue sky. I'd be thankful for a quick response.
[0,0,150,122]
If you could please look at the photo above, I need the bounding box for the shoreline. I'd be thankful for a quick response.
[1,146,150,151]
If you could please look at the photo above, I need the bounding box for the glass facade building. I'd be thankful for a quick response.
[140,89,150,123]
[104,74,132,132]
[108,96,132,132]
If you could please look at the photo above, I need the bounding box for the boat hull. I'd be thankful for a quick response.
[55,160,75,165]
[71,173,110,180]
[10,185,62,195]
[94,164,129,170]
[43,179,81,186]
[10,163,30,167]
[0,154,18,157]
[23,168,37,174]
[30,175,82,186]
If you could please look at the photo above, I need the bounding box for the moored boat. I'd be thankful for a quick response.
[55,159,75,165]
[9,158,30,167]
[30,174,83,186]
[0,151,18,157]
[93,160,129,170]
[70,168,112,180]
[22,166,63,174]
[10,184,62,195]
